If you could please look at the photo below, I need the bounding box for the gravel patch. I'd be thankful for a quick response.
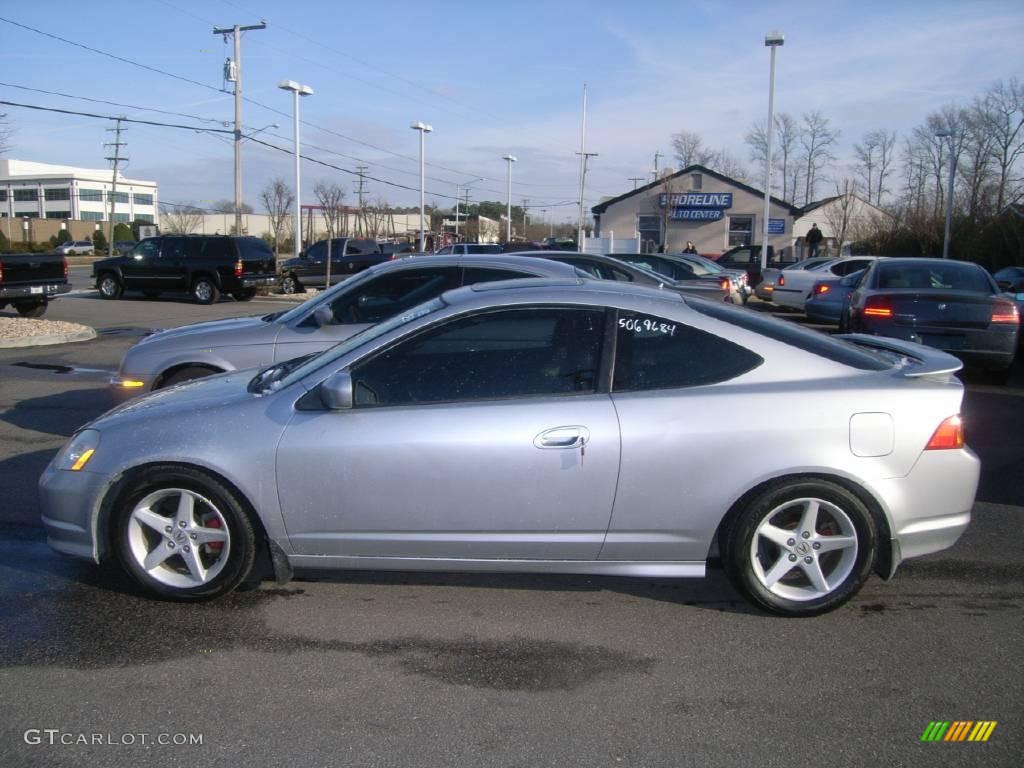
[0,317,96,347]
[265,288,322,302]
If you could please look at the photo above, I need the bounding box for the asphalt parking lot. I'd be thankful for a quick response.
[1,290,1022,767]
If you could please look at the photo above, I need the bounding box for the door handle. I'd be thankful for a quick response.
[534,426,590,449]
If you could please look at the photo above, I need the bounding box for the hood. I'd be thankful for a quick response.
[95,368,258,429]
[140,315,280,348]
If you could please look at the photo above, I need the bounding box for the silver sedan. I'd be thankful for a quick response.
[41,279,980,616]
[110,254,582,402]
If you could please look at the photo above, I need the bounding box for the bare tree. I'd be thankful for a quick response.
[212,199,253,214]
[853,133,880,204]
[260,178,294,254]
[313,181,347,240]
[708,149,750,184]
[0,112,13,155]
[820,179,859,254]
[875,130,897,205]
[363,196,391,239]
[670,130,717,167]
[744,112,800,201]
[799,111,840,205]
[159,202,204,234]
[979,78,1024,210]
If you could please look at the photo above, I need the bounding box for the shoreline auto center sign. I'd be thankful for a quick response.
[659,192,732,221]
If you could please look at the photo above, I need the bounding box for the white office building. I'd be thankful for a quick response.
[0,159,158,224]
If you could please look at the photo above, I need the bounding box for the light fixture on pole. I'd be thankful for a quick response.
[760,30,784,274]
[278,80,313,259]
[934,128,956,259]
[410,122,433,251]
[502,154,517,242]
[455,177,482,241]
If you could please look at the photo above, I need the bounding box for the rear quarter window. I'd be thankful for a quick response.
[235,237,273,260]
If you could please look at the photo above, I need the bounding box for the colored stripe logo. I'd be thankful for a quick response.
[921,721,997,742]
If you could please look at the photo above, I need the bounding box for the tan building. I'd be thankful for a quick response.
[794,194,893,258]
[591,164,800,256]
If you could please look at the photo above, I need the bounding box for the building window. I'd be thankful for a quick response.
[113,213,131,222]
[79,188,104,202]
[0,190,7,202]
[46,211,71,219]
[14,189,38,202]
[134,213,154,223]
[691,173,703,190]
[19,211,39,219]
[637,215,662,253]
[45,188,71,201]
[80,211,105,221]
[728,215,753,246]
[110,191,129,204]
[133,193,154,206]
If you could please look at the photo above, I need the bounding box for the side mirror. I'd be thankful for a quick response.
[319,371,353,410]
[312,304,334,327]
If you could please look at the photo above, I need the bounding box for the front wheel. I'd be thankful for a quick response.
[280,274,304,294]
[15,301,47,318]
[723,478,876,616]
[192,276,220,305]
[98,273,123,300]
[112,466,256,600]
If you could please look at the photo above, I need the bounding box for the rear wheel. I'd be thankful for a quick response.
[723,478,876,616]
[231,288,257,302]
[191,276,219,305]
[112,466,256,600]
[98,273,123,300]
[15,301,47,318]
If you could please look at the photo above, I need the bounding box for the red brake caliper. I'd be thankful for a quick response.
[204,516,223,552]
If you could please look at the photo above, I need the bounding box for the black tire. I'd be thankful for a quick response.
[191,276,220,305]
[231,288,257,302]
[15,301,47,318]
[722,478,876,617]
[159,365,219,389]
[98,273,123,300]
[142,290,162,299]
[280,274,304,294]
[112,465,256,600]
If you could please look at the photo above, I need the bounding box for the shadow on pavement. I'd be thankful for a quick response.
[0,388,113,437]
[963,388,1024,507]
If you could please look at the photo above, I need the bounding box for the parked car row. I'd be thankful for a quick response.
[45,250,983,617]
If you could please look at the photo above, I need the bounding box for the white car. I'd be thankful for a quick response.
[773,257,884,310]
[756,257,835,301]
[55,240,94,256]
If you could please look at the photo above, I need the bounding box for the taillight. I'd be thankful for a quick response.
[0,258,4,284]
[991,299,1019,324]
[390,253,398,260]
[925,415,964,450]
[778,274,785,286]
[63,257,69,280]
[863,296,893,318]
[234,258,243,278]
[813,283,831,295]
[720,278,730,291]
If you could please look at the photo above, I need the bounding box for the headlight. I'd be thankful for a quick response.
[55,429,101,471]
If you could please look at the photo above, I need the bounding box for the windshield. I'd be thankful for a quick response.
[250,296,447,394]
[273,270,366,325]
[684,256,724,275]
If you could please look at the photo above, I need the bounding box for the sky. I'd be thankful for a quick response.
[1,0,1022,224]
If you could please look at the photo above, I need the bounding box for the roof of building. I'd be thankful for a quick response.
[0,159,156,187]
[591,163,803,216]
[799,196,841,214]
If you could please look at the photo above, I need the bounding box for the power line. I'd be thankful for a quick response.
[0,99,232,134]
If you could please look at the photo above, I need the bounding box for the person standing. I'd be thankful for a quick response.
[806,223,823,258]
[682,241,698,254]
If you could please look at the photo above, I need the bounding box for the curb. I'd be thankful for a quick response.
[0,326,97,349]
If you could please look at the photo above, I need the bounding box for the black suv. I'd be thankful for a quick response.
[278,238,388,293]
[92,235,278,304]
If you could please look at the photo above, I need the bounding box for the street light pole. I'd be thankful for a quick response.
[935,129,956,259]
[278,80,313,259]
[502,154,517,242]
[761,31,784,274]
[410,122,433,251]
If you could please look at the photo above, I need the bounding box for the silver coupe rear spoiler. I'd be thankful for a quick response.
[836,333,964,379]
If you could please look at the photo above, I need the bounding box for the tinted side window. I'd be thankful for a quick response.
[305,242,325,262]
[132,239,161,259]
[613,311,763,391]
[352,308,605,406]
[236,237,273,259]
[462,267,535,284]
[328,268,460,324]
[162,237,188,260]
[435,246,453,255]
[201,238,233,261]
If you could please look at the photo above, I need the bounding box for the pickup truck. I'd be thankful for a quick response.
[712,244,797,287]
[92,234,278,304]
[0,252,71,317]
[278,238,390,293]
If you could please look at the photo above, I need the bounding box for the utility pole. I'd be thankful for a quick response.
[652,151,663,182]
[104,118,127,258]
[575,151,598,245]
[629,176,645,190]
[522,198,529,237]
[541,209,551,237]
[355,165,368,237]
[576,84,588,250]
[214,20,266,236]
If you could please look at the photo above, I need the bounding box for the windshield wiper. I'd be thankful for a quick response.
[247,352,319,394]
